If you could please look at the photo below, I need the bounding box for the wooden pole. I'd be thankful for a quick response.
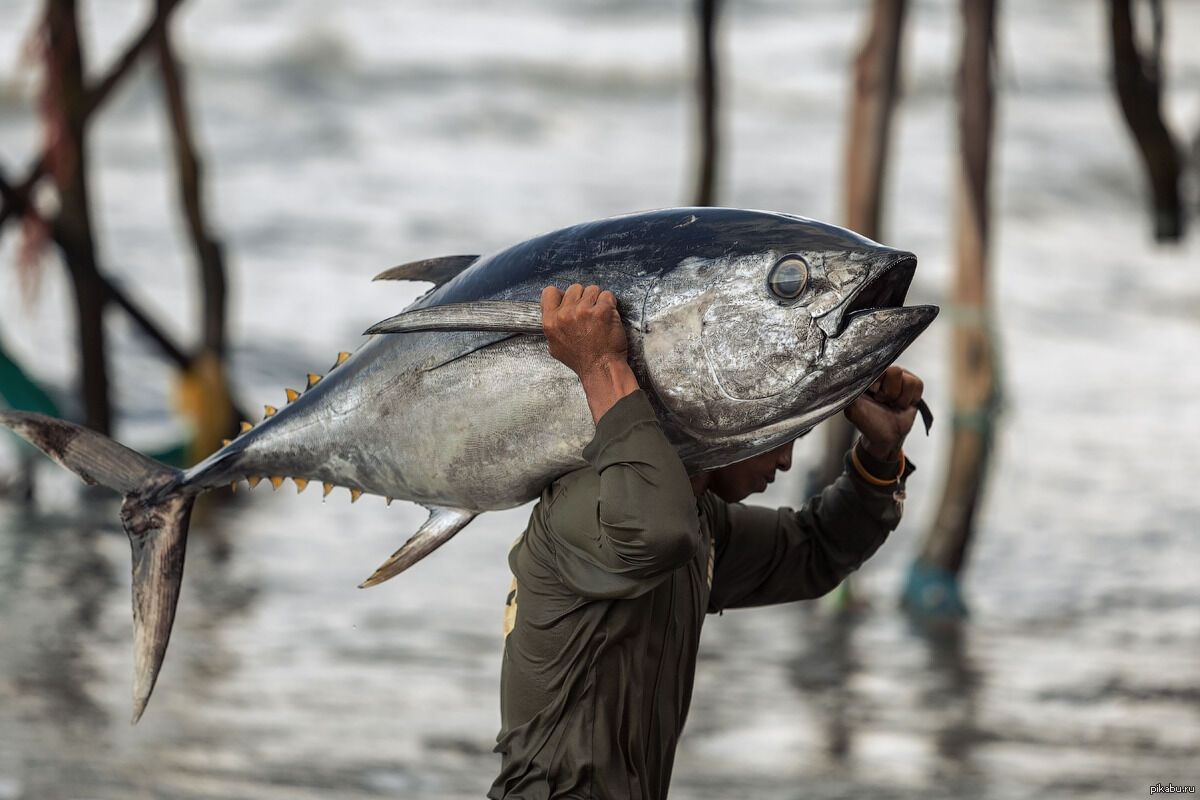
[0,169,23,231]
[85,0,183,116]
[44,0,112,435]
[0,158,43,231]
[154,6,239,458]
[154,7,228,359]
[844,0,908,238]
[1108,0,1185,242]
[812,0,909,497]
[691,0,721,206]
[904,0,1001,619]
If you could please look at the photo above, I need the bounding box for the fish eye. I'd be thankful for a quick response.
[767,255,809,301]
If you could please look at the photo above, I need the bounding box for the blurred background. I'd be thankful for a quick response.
[0,0,1198,798]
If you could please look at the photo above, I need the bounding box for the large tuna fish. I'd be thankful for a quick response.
[0,207,937,720]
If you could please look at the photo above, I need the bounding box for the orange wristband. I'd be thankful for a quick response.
[851,443,905,486]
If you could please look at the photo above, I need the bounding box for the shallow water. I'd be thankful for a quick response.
[1,0,1198,798]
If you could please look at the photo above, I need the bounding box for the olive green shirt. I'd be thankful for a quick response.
[490,390,909,800]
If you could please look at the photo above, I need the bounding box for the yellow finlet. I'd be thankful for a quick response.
[240,421,253,434]
[285,388,300,403]
[230,481,238,493]
[222,439,232,447]
[270,476,284,490]
[247,475,262,488]
[307,373,322,389]
[350,488,363,503]
[333,351,350,368]
[293,477,308,493]
[264,405,277,418]
[323,482,334,497]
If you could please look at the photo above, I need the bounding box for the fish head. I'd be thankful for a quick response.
[638,213,937,467]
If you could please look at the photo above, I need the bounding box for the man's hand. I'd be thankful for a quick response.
[542,284,640,424]
[844,366,924,461]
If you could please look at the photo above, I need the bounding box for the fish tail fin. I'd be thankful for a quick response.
[121,489,194,723]
[0,411,195,723]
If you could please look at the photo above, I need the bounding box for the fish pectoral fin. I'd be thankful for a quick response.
[373,255,480,285]
[358,506,477,588]
[364,301,545,336]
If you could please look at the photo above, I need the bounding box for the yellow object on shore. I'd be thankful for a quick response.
[172,351,235,467]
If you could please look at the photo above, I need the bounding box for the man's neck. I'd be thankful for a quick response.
[689,473,710,499]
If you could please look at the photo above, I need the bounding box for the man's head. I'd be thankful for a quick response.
[695,440,795,503]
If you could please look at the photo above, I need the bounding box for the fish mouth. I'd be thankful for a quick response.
[822,305,938,396]
[815,253,937,409]
[832,254,918,337]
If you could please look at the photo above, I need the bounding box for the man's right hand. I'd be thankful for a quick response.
[541,284,639,424]
[844,365,923,462]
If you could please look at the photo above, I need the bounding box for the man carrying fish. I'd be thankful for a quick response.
[489,281,924,799]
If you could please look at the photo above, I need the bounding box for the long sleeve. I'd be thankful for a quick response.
[540,389,701,599]
[706,450,912,612]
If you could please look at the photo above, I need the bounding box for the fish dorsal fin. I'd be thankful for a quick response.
[364,301,544,336]
[358,507,477,588]
[373,255,480,286]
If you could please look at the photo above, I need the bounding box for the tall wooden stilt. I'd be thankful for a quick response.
[45,0,111,435]
[691,0,721,206]
[154,5,238,461]
[1108,0,1185,241]
[903,0,1001,620]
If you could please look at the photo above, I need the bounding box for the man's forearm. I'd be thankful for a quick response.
[578,356,641,425]
[709,452,910,611]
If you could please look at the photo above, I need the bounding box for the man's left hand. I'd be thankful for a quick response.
[844,366,924,461]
